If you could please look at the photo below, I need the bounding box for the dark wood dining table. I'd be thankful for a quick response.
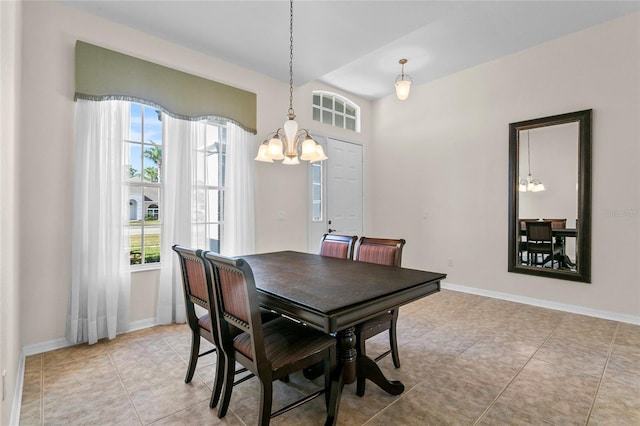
[241,250,446,423]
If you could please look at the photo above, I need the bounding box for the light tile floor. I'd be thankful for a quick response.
[19,290,640,425]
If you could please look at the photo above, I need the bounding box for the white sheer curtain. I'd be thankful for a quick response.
[222,122,256,256]
[67,100,131,345]
[156,114,206,324]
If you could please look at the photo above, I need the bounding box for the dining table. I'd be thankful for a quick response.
[241,250,446,424]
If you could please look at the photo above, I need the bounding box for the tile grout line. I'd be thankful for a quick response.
[472,309,567,426]
[583,321,620,426]
[105,342,145,426]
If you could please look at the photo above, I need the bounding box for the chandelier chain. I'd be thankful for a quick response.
[288,0,295,116]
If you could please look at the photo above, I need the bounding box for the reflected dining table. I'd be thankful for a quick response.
[241,250,446,424]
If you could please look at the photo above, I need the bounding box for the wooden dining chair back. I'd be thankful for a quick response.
[354,237,405,267]
[543,218,567,229]
[352,236,406,396]
[319,233,358,260]
[518,219,539,263]
[172,245,222,408]
[202,251,338,425]
[525,221,561,267]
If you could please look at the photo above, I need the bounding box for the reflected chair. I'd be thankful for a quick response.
[353,236,406,396]
[319,233,358,260]
[202,251,338,426]
[525,221,561,268]
[172,245,278,409]
[543,218,567,229]
[519,219,538,264]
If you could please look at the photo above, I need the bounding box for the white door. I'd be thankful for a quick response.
[307,137,363,252]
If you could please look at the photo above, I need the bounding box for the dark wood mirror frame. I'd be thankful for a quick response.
[508,109,592,283]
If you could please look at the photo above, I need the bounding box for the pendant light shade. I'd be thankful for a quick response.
[394,58,412,101]
[254,0,326,165]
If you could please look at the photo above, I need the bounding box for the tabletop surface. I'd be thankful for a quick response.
[241,251,446,314]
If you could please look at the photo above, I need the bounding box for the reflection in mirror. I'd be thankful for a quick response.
[508,110,591,283]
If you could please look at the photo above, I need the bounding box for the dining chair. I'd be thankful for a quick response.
[525,221,561,268]
[319,233,358,260]
[172,245,279,409]
[353,236,406,396]
[202,251,338,426]
[519,219,538,263]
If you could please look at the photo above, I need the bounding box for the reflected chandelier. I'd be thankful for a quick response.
[255,0,327,165]
[519,130,546,192]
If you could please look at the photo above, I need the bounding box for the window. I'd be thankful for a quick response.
[127,104,163,265]
[312,91,360,132]
[192,121,227,254]
[311,162,323,221]
[125,103,229,266]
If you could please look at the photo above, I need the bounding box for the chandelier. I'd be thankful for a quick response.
[255,0,327,165]
[519,130,546,192]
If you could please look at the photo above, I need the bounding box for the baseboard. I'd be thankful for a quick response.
[442,281,640,325]
[9,351,25,426]
[22,317,159,356]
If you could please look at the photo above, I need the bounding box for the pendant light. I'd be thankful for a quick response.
[255,0,327,164]
[519,130,546,192]
[394,58,412,101]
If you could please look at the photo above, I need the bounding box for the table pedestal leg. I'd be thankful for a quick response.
[356,355,404,396]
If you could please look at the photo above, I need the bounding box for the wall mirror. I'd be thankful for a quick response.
[508,109,592,283]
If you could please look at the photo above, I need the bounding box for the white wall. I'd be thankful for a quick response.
[370,12,640,318]
[1,1,22,423]
[18,1,373,348]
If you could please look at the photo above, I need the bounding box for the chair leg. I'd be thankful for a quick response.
[185,330,200,383]
[389,310,401,368]
[209,348,225,408]
[258,379,273,426]
[217,353,236,419]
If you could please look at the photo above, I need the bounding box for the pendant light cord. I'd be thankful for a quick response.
[288,0,295,117]
[527,130,532,176]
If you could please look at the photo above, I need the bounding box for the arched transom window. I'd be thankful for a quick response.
[312,91,360,132]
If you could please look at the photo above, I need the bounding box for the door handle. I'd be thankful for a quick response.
[328,229,335,233]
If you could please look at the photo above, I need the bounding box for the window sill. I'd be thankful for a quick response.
[130,264,161,273]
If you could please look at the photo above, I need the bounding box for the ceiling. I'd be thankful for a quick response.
[60,1,640,100]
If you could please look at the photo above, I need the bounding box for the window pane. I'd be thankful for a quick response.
[322,111,333,125]
[129,226,142,265]
[143,147,161,182]
[335,115,344,128]
[207,189,221,222]
[313,106,321,122]
[144,106,162,145]
[313,183,321,200]
[313,94,320,106]
[312,163,321,181]
[313,202,321,221]
[129,186,142,221]
[144,224,161,263]
[192,223,206,249]
[144,187,160,221]
[335,100,344,113]
[129,103,142,142]
[346,104,356,116]
[128,143,142,183]
[206,151,220,186]
[208,224,221,253]
[346,117,356,131]
[322,96,332,109]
